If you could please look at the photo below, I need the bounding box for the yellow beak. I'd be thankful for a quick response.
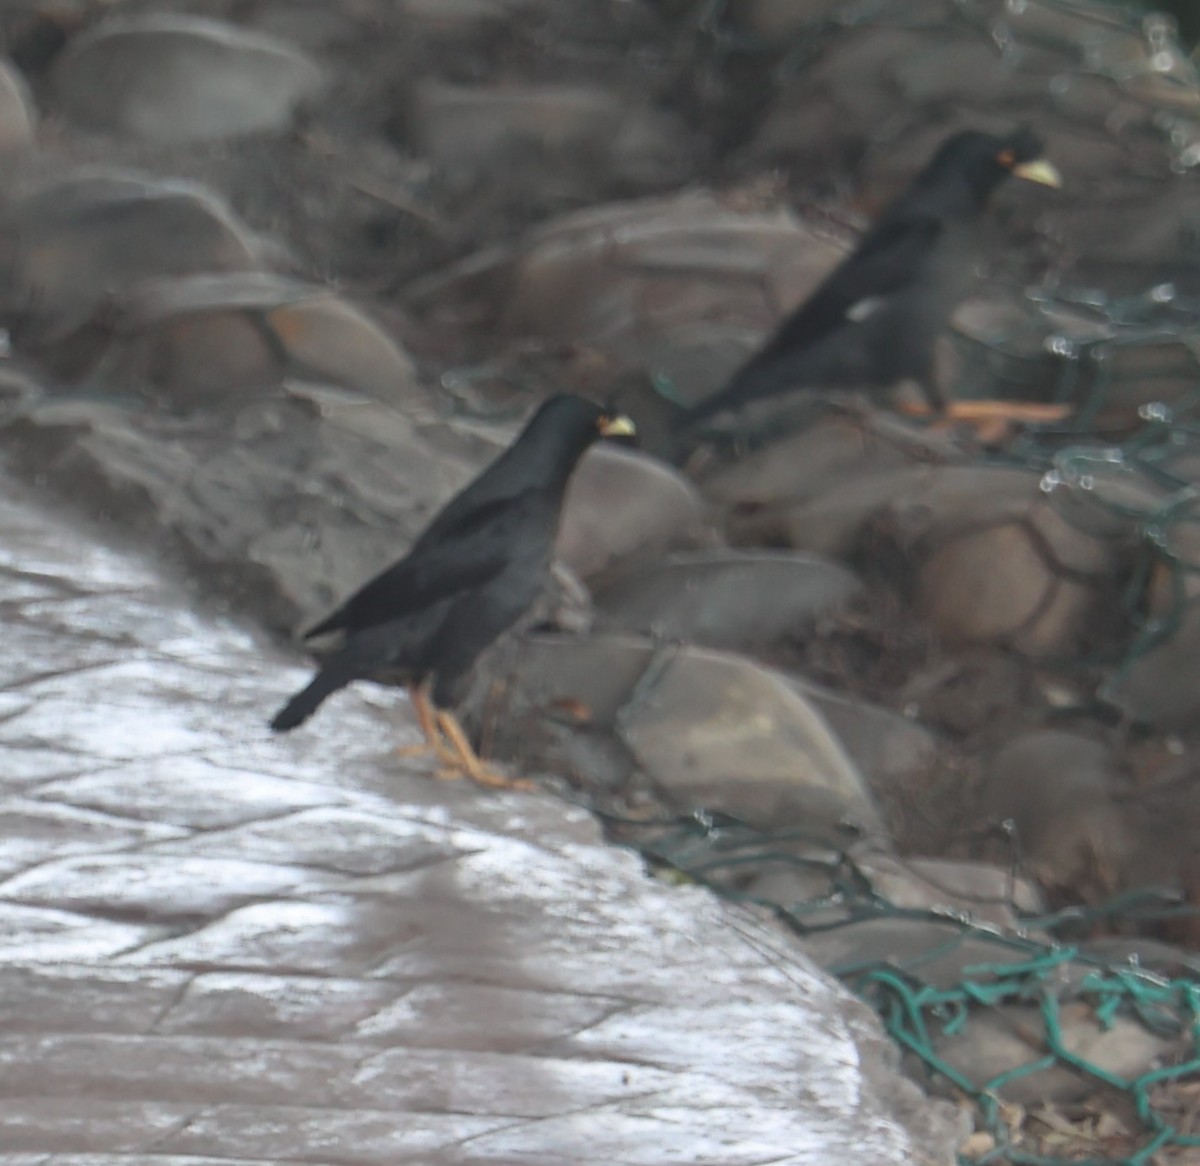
[599,414,636,438]
[1012,159,1062,188]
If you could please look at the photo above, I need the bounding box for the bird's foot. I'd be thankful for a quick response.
[395,739,457,764]
[401,683,461,768]
[434,710,535,792]
[898,399,1072,443]
[432,762,533,790]
[942,400,1073,424]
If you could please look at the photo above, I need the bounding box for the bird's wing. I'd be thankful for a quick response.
[303,490,543,639]
[684,214,946,422]
[758,213,944,360]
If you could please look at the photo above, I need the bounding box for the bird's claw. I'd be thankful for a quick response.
[433,763,533,790]
[431,708,535,791]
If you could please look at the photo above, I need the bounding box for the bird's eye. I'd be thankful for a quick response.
[997,148,1016,167]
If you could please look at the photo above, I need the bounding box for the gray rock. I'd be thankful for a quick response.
[742,27,931,172]
[407,80,693,200]
[1107,524,1200,729]
[891,37,1059,106]
[240,0,377,52]
[792,682,939,794]
[916,516,1099,656]
[801,917,1021,988]
[699,413,965,513]
[1058,179,1200,291]
[729,0,846,38]
[479,633,900,832]
[556,444,712,580]
[707,849,1042,937]
[0,57,35,153]
[899,651,1032,736]
[270,298,417,406]
[776,461,1035,558]
[618,646,883,840]
[2,170,264,340]
[978,731,1133,902]
[400,0,520,32]
[1113,771,1200,902]
[933,1005,1176,1105]
[698,854,847,911]
[514,717,640,794]
[411,192,847,406]
[855,855,1044,932]
[72,273,419,409]
[3,392,482,628]
[778,463,1115,655]
[52,15,325,143]
[769,465,931,559]
[1079,935,1200,979]
[481,632,658,730]
[593,549,862,652]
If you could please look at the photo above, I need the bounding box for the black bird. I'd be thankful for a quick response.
[685,128,1062,435]
[271,394,636,787]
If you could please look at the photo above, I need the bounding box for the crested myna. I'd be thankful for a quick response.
[686,128,1063,436]
[271,394,636,788]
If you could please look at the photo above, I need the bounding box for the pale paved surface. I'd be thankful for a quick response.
[0,480,936,1165]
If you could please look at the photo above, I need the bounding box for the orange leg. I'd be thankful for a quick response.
[897,399,1072,443]
[944,400,1072,424]
[899,398,1071,422]
[433,709,533,791]
[395,682,457,766]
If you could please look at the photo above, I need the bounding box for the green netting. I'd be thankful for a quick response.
[957,281,1200,680]
[593,807,1200,1166]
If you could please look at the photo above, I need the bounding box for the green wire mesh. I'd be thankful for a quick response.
[595,808,1200,1166]
[954,280,1200,679]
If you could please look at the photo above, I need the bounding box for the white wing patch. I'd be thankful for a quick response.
[845,296,886,323]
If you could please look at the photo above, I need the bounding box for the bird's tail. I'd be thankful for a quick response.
[270,664,356,732]
[684,355,778,427]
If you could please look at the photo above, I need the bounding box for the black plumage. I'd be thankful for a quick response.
[686,128,1061,432]
[270,394,634,786]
